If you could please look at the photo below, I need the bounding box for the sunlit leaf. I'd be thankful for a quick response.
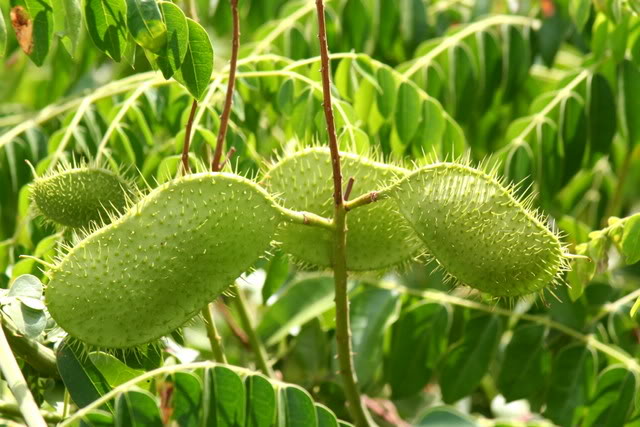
[155,2,188,79]
[84,0,128,61]
[127,0,166,53]
[173,18,213,100]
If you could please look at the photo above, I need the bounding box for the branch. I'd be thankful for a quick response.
[278,207,335,230]
[0,319,47,427]
[2,322,59,379]
[344,191,381,212]
[315,1,373,426]
[212,0,240,172]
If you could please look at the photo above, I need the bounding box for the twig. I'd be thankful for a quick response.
[277,207,335,230]
[344,177,355,201]
[231,285,274,377]
[216,300,250,348]
[201,304,228,364]
[315,1,373,426]
[0,319,47,427]
[182,100,198,174]
[344,191,385,212]
[218,147,237,170]
[212,0,240,171]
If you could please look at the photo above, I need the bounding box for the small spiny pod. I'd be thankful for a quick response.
[45,173,282,348]
[390,163,568,296]
[262,147,422,271]
[31,166,132,229]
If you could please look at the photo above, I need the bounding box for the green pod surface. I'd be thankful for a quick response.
[262,148,422,271]
[46,173,282,348]
[390,163,566,296]
[31,167,131,229]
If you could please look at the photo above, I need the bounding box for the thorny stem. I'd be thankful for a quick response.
[182,100,198,174]
[212,0,240,171]
[0,318,48,427]
[201,304,228,364]
[231,285,274,377]
[316,1,373,426]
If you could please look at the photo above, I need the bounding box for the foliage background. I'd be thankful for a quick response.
[1,0,640,425]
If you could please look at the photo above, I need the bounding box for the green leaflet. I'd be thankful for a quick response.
[173,18,213,100]
[126,0,166,53]
[45,173,282,348]
[156,1,188,79]
[84,0,128,61]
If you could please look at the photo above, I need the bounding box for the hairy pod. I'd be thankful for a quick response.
[390,163,567,296]
[45,173,282,348]
[263,147,422,271]
[31,167,131,229]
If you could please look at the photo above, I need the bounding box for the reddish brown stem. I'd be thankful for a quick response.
[316,0,343,206]
[218,147,237,170]
[344,177,355,201]
[182,100,198,174]
[216,300,250,348]
[212,0,240,172]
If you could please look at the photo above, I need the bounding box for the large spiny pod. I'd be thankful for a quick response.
[390,163,568,296]
[262,147,422,271]
[31,166,131,229]
[45,173,282,348]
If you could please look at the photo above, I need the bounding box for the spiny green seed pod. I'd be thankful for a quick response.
[31,167,131,229]
[263,147,422,271]
[45,173,282,348]
[390,163,568,296]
